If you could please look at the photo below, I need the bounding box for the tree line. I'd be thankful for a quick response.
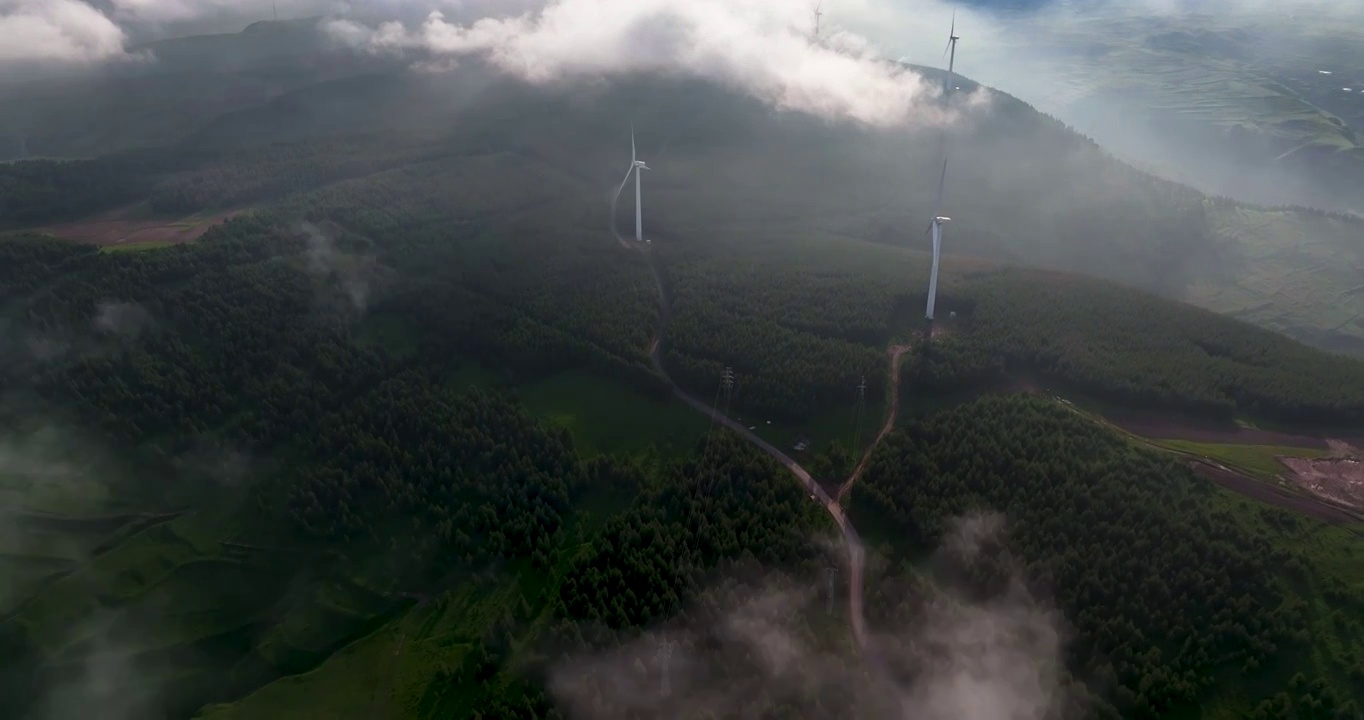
[854,394,1364,719]
[918,269,1364,425]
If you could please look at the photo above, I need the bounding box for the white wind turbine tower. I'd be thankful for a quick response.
[925,156,951,321]
[613,124,652,243]
[943,10,960,94]
[926,14,961,322]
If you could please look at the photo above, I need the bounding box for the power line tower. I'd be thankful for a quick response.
[656,638,676,697]
[702,365,737,460]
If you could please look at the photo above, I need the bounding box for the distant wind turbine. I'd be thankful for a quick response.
[813,2,824,42]
[926,13,961,323]
[612,124,651,243]
[943,10,961,95]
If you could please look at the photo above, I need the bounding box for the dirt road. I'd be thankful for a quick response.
[635,244,909,653]
[839,344,911,504]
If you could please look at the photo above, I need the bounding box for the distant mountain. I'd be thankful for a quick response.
[961,4,1364,214]
[2,19,1362,354]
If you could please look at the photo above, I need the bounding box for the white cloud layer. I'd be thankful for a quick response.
[326,0,978,128]
[0,0,128,65]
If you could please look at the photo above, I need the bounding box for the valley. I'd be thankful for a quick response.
[0,9,1363,720]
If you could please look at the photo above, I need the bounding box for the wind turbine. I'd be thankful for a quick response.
[612,124,651,243]
[925,156,950,322]
[813,2,824,42]
[926,13,960,323]
[943,10,961,95]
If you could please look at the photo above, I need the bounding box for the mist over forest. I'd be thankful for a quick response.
[1,1,1363,720]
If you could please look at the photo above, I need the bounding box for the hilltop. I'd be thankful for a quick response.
[2,19,1362,354]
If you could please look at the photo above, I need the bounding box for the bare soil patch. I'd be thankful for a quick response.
[1280,441,1364,510]
[1193,462,1360,524]
[36,208,242,247]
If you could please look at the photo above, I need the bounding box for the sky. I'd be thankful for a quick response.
[7,0,1356,88]
[2,0,1360,201]
[7,0,1354,59]
[1,0,973,127]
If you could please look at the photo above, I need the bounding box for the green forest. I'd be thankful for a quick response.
[4,162,1364,716]
[2,18,1364,720]
[855,395,1364,719]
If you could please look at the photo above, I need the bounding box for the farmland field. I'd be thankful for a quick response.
[1153,439,1331,480]
[967,5,1364,214]
[26,207,244,249]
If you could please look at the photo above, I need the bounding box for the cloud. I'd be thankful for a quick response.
[93,301,153,337]
[549,513,1084,719]
[328,0,981,128]
[300,221,373,313]
[33,612,167,720]
[107,0,254,24]
[0,0,129,66]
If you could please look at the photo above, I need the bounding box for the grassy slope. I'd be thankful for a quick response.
[1154,439,1331,480]
[1194,204,1364,351]
[196,547,574,720]
[996,9,1364,208]
[516,372,708,459]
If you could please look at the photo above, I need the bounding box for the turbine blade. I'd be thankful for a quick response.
[951,9,956,37]
[613,165,634,205]
[933,155,949,214]
[631,123,636,162]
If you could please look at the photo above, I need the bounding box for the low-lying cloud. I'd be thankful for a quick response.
[550,513,1082,719]
[325,0,980,128]
[301,221,373,313]
[0,0,129,66]
[93,301,153,338]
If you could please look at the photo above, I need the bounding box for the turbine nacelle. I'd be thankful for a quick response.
[935,216,952,224]
[634,160,650,170]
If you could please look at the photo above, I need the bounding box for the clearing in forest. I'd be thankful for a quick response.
[1280,441,1364,510]
[30,207,243,248]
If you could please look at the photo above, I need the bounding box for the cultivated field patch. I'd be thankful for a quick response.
[32,208,243,248]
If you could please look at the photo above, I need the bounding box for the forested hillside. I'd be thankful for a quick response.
[2,16,1364,720]
[914,269,1364,426]
[5,147,1364,715]
[656,227,1364,429]
[3,20,1364,354]
[853,395,1364,719]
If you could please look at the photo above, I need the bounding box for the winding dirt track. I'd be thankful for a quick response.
[839,344,911,505]
[631,242,903,652]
